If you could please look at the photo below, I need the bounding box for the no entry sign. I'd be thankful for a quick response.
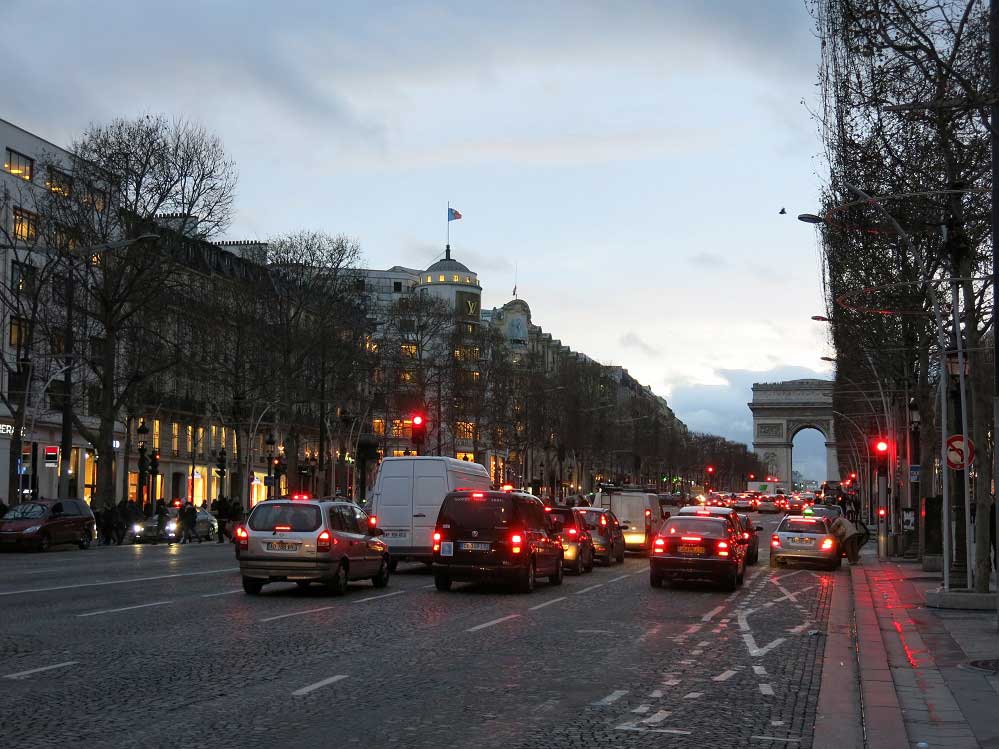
[945,435,975,470]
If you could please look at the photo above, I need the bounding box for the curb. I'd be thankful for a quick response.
[813,569,864,749]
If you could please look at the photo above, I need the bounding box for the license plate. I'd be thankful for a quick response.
[460,542,491,552]
[678,545,704,555]
[266,541,299,551]
[440,542,454,557]
[792,537,814,545]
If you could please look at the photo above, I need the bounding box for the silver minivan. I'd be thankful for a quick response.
[236,498,390,595]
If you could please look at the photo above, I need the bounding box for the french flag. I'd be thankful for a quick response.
[448,207,462,221]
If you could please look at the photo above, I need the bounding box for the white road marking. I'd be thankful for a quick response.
[3,661,78,680]
[759,683,774,696]
[466,614,519,632]
[575,584,603,595]
[593,689,628,705]
[690,649,703,655]
[751,736,799,743]
[616,724,692,735]
[743,633,786,657]
[679,659,695,665]
[683,692,703,699]
[753,665,768,676]
[638,624,663,642]
[576,628,613,634]
[354,590,406,603]
[260,605,337,623]
[0,567,238,596]
[200,589,242,597]
[702,605,725,622]
[77,600,172,617]
[649,689,663,698]
[632,704,651,714]
[713,670,737,682]
[641,710,672,724]
[662,678,681,686]
[771,720,785,726]
[528,596,566,611]
[684,623,703,635]
[787,621,813,634]
[291,674,348,696]
[422,584,437,589]
[696,640,710,648]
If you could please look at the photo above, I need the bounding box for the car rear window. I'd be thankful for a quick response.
[548,508,579,528]
[439,495,514,529]
[780,519,826,534]
[660,517,728,537]
[248,503,321,532]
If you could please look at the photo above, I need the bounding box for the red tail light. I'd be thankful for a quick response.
[600,515,608,526]
[368,515,378,527]
[432,530,442,552]
[644,509,652,517]
[771,534,781,548]
[317,530,332,552]
[274,525,291,532]
[717,540,730,557]
[653,537,665,553]
[680,536,702,542]
[472,492,485,498]
[510,532,523,554]
[820,537,835,551]
[567,527,578,536]
[235,525,249,549]
[742,531,750,540]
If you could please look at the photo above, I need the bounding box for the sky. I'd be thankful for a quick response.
[3,0,835,479]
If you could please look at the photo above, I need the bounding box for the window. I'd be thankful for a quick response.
[391,419,413,439]
[372,418,385,436]
[210,425,217,452]
[393,281,402,293]
[456,451,475,462]
[197,426,205,456]
[13,208,38,242]
[220,427,227,455]
[400,343,417,358]
[438,274,445,282]
[52,224,77,251]
[49,330,66,354]
[153,419,161,450]
[171,423,179,455]
[400,319,415,333]
[45,167,73,197]
[453,274,460,282]
[398,370,413,384]
[335,505,361,533]
[186,425,193,455]
[466,276,472,284]
[354,278,365,291]
[82,184,106,213]
[426,276,432,283]
[11,262,35,295]
[365,336,379,353]
[4,149,33,180]
[456,421,475,440]
[9,316,29,348]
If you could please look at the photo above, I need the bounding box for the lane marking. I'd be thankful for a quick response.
[637,624,663,643]
[616,725,692,735]
[575,584,603,595]
[641,710,672,724]
[3,661,78,680]
[684,623,703,635]
[743,633,786,657]
[607,575,629,583]
[696,640,710,648]
[759,683,774,696]
[787,621,813,635]
[712,670,737,682]
[528,596,566,611]
[466,614,519,632]
[292,674,348,696]
[702,605,725,622]
[422,584,437,589]
[354,590,406,604]
[649,689,663,698]
[683,692,703,699]
[753,665,768,676]
[77,600,172,617]
[594,689,628,705]
[750,736,798,743]
[662,678,681,686]
[201,589,242,597]
[260,606,337,623]
[0,567,238,596]
[631,704,650,714]
[576,628,612,634]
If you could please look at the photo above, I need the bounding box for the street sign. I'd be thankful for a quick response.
[44,445,59,468]
[909,465,921,483]
[945,435,975,470]
[263,476,276,487]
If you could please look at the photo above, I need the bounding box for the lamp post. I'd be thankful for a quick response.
[265,432,276,500]
[136,419,149,510]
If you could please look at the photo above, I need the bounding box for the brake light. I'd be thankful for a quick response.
[472,492,485,499]
[567,527,578,535]
[510,532,523,554]
[771,534,781,548]
[680,536,702,542]
[432,531,442,552]
[544,506,553,512]
[796,518,818,523]
[695,510,711,516]
[368,515,378,527]
[742,531,750,540]
[274,525,292,532]
[717,540,730,557]
[235,525,249,550]
[500,484,514,491]
[644,509,652,518]
[821,537,835,551]
[600,515,608,526]
[653,537,665,553]
[317,530,332,552]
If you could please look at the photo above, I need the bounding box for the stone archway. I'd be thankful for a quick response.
[748,379,838,487]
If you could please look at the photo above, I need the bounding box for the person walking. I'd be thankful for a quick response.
[212,496,228,543]
[187,501,201,543]
[831,514,862,565]
[179,501,195,544]
[154,499,167,545]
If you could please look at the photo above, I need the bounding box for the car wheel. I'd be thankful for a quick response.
[372,557,390,588]
[434,574,452,592]
[327,562,349,596]
[242,577,263,595]
[572,555,583,575]
[205,527,215,541]
[78,533,91,550]
[650,569,663,588]
[584,549,595,573]
[723,567,738,592]
[38,534,51,552]
[615,547,625,564]
[518,560,536,593]
[737,562,745,585]
[549,557,564,586]
[388,559,399,573]
[769,555,779,569]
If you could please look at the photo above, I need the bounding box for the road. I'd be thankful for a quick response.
[0,512,836,748]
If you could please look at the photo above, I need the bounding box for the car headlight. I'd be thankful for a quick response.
[166,522,177,532]
[132,524,142,534]
[23,525,41,534]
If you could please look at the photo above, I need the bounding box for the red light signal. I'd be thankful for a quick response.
[748,473,755,480]
[706,466,715,474]
[412,415,424,427]
[411,413,427,447]
[875,440,889,453]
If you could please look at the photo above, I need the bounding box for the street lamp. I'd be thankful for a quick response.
[136,419,149,510]
[797,213,825,224]
[265,432,276,499]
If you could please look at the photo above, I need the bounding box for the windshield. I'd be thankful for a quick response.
[248,503,321,532]
[659,517,727,538]
[4,503,47,520]
[780,519,828,534]
[439,495,514,529]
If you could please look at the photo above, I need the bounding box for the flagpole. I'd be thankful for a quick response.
[447,201,450,249]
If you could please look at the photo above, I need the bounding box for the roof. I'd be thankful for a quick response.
[426,257,472,273]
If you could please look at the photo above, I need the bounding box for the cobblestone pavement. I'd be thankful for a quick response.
[0,513,840,748]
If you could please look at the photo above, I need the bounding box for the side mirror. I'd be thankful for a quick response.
[369,527,385,537]
[755,524,763,532]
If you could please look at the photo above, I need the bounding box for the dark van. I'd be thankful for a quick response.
[432,490,564,593]
[0,499,96,551]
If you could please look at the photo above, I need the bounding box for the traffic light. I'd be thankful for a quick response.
[849,472,857,480]
[411,414,427,446]
[706,466,715,474]
[215,450,227,479]
[748,473,755,481]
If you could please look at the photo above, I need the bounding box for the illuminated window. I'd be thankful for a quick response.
[11,261,34,294]
[365,336,379,353]
[53,224,77,251]
[372,418,385,436]
[9,317,29,348]
[82,185,107,213]
[4,149,33,180]
[453,274,460,282]
[471,370,481,383]
[171,423,179,455]
[391,450,408,457]
[45,167,73,197]
[400,343,417,358]
[456,421,475,440]
[153,419,161,449]
[426,275,432,283]
[438,274,445,282]
[398,370,414,384]
[197,426,205,456]
[466,276,472,284]
[210,425,217,452]
[456,451,475,462]
[186,425,193,455]
[13,208,38,242]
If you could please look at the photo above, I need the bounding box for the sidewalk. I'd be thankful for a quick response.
[832,547,999,748]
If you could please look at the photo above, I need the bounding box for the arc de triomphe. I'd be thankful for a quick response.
[748,379,839,486]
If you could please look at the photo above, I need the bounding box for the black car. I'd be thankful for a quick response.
[736,513,762,565]
[432,490,564,593]
[650,515,748,591]
[547,506,595,574]
[574,507,626,565]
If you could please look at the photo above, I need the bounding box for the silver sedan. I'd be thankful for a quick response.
[769,515,840,570]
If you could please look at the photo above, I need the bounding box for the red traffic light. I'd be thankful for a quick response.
[748,473,755,480]
[874,440,889,453]
[878,507,886,518]
[706,466,715,474]
[849,472,857,480]
[412,415,424,426]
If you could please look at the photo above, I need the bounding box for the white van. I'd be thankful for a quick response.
[594,490,663,552]
[370,456,491,566]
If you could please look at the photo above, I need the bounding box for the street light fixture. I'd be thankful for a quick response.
[821,356,836,363]
[137,419,150,509]
[797,213,825,224]
[811,315,830,322]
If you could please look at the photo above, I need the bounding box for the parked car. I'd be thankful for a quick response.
[547,506,594,574]
[736,513,762,564]
[369,456,490,568]
[574,507,626,565]
[0,499,95,551]
[237,498,390,595]
[432,489,564,593]
[650,515,748,591]
[770,515,840,570]
[132,507,218,543]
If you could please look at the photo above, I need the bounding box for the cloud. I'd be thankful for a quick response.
[620,332,660,357]
[688,251,728,267]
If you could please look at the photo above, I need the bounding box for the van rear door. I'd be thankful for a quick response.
[373,459,415,553]
[413,460,448,553]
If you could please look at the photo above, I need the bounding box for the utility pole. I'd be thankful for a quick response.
[990,0,999,613]
[57,268,74,499]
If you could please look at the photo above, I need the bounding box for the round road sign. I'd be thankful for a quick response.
[945,435,975,470]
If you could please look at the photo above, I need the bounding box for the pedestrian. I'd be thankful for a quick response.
[180,500,195,544]
[214,496,229,543]
[100,505,116,545]
[113,501,128,545]
[187,501,201,543]
[154,499,167,545]
[830,514,862,565]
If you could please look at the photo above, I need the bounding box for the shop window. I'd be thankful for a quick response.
[4,148,33,180]
[372,418,385,436]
